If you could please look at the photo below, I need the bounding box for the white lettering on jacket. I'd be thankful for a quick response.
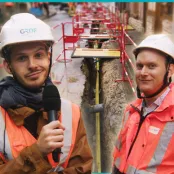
[149,126,160,135]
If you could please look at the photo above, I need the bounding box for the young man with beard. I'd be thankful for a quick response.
[0,13,92,174]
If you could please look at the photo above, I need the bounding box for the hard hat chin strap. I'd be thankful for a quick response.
[137,72,170,99]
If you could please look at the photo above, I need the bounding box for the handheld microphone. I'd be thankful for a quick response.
[43,85,61,162]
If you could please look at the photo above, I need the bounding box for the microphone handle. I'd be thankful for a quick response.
[48,110,57,122]
[48,110,61,162]
[52,148,61,162]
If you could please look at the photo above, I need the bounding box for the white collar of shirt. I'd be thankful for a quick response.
[140,87,170,117]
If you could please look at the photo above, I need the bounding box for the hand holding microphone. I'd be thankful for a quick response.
[37,85,64,162]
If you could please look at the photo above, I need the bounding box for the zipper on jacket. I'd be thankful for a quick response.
[127,102,167,160]
[127,102,146,159]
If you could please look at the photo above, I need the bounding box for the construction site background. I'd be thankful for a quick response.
[0,2,174,173]
[0,2,174,36]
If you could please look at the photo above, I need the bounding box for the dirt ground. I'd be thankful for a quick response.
[81,29,145,172]
[101,30,146,172]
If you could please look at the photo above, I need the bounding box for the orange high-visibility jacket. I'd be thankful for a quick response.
[113,83,174,174]
[0,98,80,172]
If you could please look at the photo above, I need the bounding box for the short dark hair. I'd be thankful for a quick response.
[1,46,11,62]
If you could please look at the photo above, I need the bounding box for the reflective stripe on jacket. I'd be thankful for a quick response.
[113,83,174,174]
[0,98,80,172]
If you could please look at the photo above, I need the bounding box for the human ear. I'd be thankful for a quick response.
[3,60,12,74]
[47,51,51,61]
[168,64,174,79]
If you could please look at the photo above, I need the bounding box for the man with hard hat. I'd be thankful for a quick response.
[112,34,174,174]
[0,13,92,173]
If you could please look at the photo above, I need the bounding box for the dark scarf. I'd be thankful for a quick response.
[0,76,52,110]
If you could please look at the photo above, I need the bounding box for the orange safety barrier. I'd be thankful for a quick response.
[102,19,111,23]
[114,24,136,96]
[106,23,116,29]
[70,6,137,95]
[50,21,80,85]
[64,36,79,43]
[73,28,84,35]
[61,22,79,64]
[72,5,136,96]
[51,21,80,66]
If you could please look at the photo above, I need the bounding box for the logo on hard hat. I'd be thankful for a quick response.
[20,28,37,34]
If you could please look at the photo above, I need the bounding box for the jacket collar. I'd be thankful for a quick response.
[7,107,48,126]
[130,83,174,113]
[156,83,174,111]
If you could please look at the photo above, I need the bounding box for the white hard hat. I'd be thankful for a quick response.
[133,34,174,59]
[0,13,54,57]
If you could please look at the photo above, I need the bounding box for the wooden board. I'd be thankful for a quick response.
[80,17,106,21]
[71,48,120,59]
[79,34,113,39]
[116,25,134,30]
